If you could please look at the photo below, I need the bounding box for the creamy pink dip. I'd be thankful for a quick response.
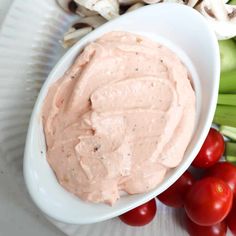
[42,31,195,205]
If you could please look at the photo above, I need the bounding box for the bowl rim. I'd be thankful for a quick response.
[23,2,220,224]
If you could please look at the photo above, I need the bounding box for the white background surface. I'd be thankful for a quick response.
[0,1,65,235]
[0,0,13,25]
[0,1,232,236]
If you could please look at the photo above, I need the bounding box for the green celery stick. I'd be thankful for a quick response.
[213,105,236,127]
[220,126,236,141]
[219,40,236,72]
[218,94,236,106]
[226,142,236,164]
[226,156,236,164]
[219,70,236,93]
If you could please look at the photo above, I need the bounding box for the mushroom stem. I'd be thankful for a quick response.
[63,27,93,47]
[76,5,98,17]
[209,0,228,21]
[64,27,93,41]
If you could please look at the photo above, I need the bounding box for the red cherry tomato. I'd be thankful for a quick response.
[184,177,233,226]
[119,199,156,226]
[205,162,236,197]
[185,214,227,236]
[157,171,195,208]
[227,200,236,235]
[192,128,225,168]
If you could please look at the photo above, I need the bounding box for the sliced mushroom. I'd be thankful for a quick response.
[125,3,146,13]
[56,0,79,13]
[143,0,163,3]
[62,15,107,48]
[119,0,142,5]
[63,26,93,48]
[196,0,236,39]
[119,0,143,13]
[74,0,119,20]
[76,5,98,17]
[185,0,199,7]
[143,0,188,4]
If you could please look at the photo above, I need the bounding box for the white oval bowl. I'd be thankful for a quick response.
[24,3,220,225]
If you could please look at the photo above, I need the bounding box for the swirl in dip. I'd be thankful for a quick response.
[42,31,195,205]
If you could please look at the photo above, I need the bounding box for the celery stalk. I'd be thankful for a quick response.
[220,126,236,141]
[213,105,236,127]
[226,156,236,164]
[219,70,236,93]
[226,142,236,164]
[217,94,236,106]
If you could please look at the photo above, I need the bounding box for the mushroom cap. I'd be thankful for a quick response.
[74,0,120,20]
[196,0,236,40]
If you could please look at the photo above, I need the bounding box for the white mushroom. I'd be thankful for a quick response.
[74,0,119,20]
[186,0,200,7]
[126,2,146,12]
[142,0,162,3]
[62,15,106,48]
[56,0,78,13]
[143,0,186,4]
[119,0,142,5]
[76,5,98,17]
[142,0,199,7]
[195,0,236,39]
[60,0,236,49]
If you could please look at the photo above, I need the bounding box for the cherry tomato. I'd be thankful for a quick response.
[192,128,225,168]
[227,200,236,235]
[205,162,236,197]
[157,171,195,208]
[185,214,227,236]
[184,177,233,226]
[119,199,156,226]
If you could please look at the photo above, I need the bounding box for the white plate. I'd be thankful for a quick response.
[0,0,232,235]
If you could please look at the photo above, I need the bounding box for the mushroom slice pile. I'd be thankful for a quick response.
[57,0,236,47]
[74,0,119,20]
[62,15,106,48]
[196,0,236,39]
